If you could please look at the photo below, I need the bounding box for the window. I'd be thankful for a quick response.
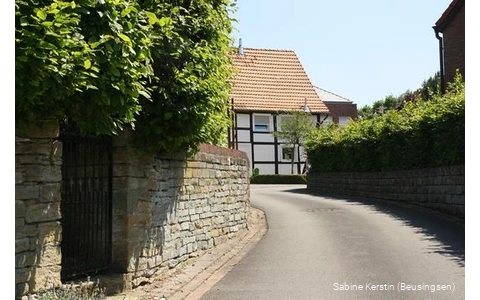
[282,147,293,161]
[254,115,271,131]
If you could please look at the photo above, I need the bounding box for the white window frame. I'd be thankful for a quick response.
[253,114,272,132]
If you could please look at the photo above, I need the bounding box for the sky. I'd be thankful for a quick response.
[230,0,454,108]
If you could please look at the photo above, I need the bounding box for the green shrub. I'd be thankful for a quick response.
[250,175,307,184]
[305,74,465,173]
[16,0,236,155]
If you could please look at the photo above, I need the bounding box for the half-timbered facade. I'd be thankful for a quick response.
[228,46,330,175]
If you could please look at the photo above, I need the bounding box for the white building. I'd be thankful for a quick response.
[228,46,330,175]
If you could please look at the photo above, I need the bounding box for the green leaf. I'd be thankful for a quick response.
[84,59,92,69]
[118,33,132,46]
[121,7,131,17]
[36,10,47,21]
[158,17,171,27]
[110,66,120,77]
[138,90,151,100]
[145,12,157,25]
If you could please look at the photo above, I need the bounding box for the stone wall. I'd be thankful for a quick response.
[112,135,250,289]
[15,125,250,299]
[307,165,464,218]
[15,122,63,297]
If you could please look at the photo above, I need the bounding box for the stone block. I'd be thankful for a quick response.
[16,238,30,254]
[15,268,31,284]
[36,244,61,267]
[15,221,37,239]
[197,241,208,250]
[168,259,179,269]
[29,265,61,292]
[16,201,26,218]
[15,184,40,200]
[175,215,188,223]
[178,245,187,257]
[39,183,61,203]
[24,165,61,183]
[16,282,30,298]
[37,221,62,244]
[16,252,36,268]
[25,203,61,223]
[184,168,193,178]
[180,222,190,231]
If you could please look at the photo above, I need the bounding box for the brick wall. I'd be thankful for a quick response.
[307,165,464,218]
[442,4,465,84]
[323,102,357,124]
[15,122,63,297]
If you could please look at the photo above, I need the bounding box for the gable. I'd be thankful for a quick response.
[230,48,329,113]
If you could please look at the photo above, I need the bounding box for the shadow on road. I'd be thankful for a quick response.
[284,187,465,268]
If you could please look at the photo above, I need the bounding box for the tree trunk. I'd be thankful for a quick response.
[297,143,302,174]
[291,144,295,174]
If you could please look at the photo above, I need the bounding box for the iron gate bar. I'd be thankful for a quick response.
[60,129,112,281]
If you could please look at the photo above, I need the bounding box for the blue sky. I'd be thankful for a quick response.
[230,0,454,108]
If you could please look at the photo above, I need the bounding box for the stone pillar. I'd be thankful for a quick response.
[111,130,159,290]
[15,122,63,298]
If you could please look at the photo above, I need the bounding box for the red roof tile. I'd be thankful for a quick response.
[230,48,329,113]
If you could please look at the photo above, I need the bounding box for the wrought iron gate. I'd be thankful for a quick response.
[60,126,113,280]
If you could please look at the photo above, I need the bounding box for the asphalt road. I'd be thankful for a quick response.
[201,184,465,300]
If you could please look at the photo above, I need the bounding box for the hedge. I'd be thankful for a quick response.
[250,175,307,184]
[305,76,465,173]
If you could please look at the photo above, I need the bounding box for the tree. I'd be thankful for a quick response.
[357,73,441,119]
[132,0,236,154]
[16,0,236,154]
[273,111,315,174]
[357,95,402,119]
[15,0,155,135]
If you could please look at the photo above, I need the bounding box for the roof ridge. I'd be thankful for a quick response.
[241,47,295,52]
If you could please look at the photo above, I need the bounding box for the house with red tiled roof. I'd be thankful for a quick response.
[433,0,465,92]
[228,42,330,175]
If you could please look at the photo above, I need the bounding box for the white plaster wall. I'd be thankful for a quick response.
[237,129,250,142]
[237,113,250,128]
[279,163,298,175]
[253,144,275,162]
[338,116,352,126]
[254,133,274,143]
[237,143,252,170]
[256,164,275,175]
[321,116,334,125]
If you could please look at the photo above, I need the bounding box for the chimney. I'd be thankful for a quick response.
[238,38,244,56]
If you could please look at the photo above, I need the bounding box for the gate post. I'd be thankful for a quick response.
[15,121,63,298]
